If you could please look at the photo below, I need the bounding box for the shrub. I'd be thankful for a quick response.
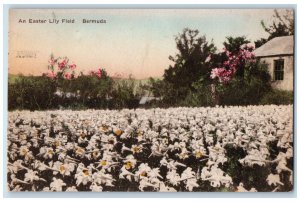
[110,78,140,109]
[217,61,272,106]
[8,75,57,110]
[260,90,293,105]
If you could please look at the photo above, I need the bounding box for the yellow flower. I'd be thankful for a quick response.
[132,145,142,154]
[47,148,54,155]
[55,141,61,147]
[76,147,85,155]
[20,148,28,156]
[60,165,65,173]
[125,161,133,170]
[195,151,203,159]
[80,133,86,138]
[179,152,189,160]
[114,129,122,136]
[140,171,147,177]
[101,125,109,132]
[100,160,107,167]
[83,169,89,176]
[92,151,99,158]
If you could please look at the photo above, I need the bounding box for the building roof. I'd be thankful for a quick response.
[253,35,294,57]
[139,96,156,105]
[139,96,162,105]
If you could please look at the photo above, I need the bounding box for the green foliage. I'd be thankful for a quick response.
[110,77,140,109]
[163,28,216,104]
[179,79,214,107]
[8,72,141,110]
[8,75,57,110]
[222,36,252,77]
[165,28,216,85]
[67,71,113,108]
[142,77,165,97]
[260,89,293,105]
[223,36,250,53]
[217,61,272,106]
[254,38,268,49]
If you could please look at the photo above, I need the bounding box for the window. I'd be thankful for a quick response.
[274,59,284,80]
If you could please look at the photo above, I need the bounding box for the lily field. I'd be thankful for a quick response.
[7,105,293,192]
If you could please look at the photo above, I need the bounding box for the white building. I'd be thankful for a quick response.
[253,35,294,91]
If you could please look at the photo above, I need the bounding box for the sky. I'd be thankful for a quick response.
[9,9,290,79]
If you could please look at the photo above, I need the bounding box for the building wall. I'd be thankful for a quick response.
[260,55,294,91]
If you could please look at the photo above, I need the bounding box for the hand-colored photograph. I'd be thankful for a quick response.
[7,8,294,192]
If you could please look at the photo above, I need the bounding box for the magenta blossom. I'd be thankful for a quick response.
[210,68,233,83]
[64,73,72,80]
[47,71,57,79]
[48,58,56,66]
[58,58,68,70]
[90,68,102,78]
[69,63,77,70]
[45,55,78,80]
[211,44,255,83]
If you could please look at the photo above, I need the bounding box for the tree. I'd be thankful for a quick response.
[255,9,294,48]
[69,69,113,108]
[223,36,250,53]
[110,76,139,109]
[163,28,216,104]
[222,36,251,77]
[8,75,57,110]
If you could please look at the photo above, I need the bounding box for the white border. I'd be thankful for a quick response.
[1,0,299,201]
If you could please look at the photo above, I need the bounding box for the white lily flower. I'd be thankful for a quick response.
[138,178,156,191]
[50,177,66,191]
[158,182,177,192]
[201,165,232,188]
[166,169,181,186]
[90,183,103,192]
[66,186,78,192]
[123,155,137,170]
[75,163,92,186]
[236,183,257,192]
[24,170,44,183]
[52,161,75,176]
[119,165,135,181]
[92,170,114,187]
[266,174,284,186]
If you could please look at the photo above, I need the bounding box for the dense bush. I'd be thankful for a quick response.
[64,72,113,109]
[260,90,294,105]
[109,78,140,109]
[8,74,141,111]
[179,80,214,107]
[216,61,272,106]
[162,28,216,105]
[8,75,57,110]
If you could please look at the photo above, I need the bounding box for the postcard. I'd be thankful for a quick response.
[7,8,294,192]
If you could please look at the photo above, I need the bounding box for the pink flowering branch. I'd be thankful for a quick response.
[47,71,57,80]
[210,44,255,83]
[45,55,77,80]
[90,68,103,78]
